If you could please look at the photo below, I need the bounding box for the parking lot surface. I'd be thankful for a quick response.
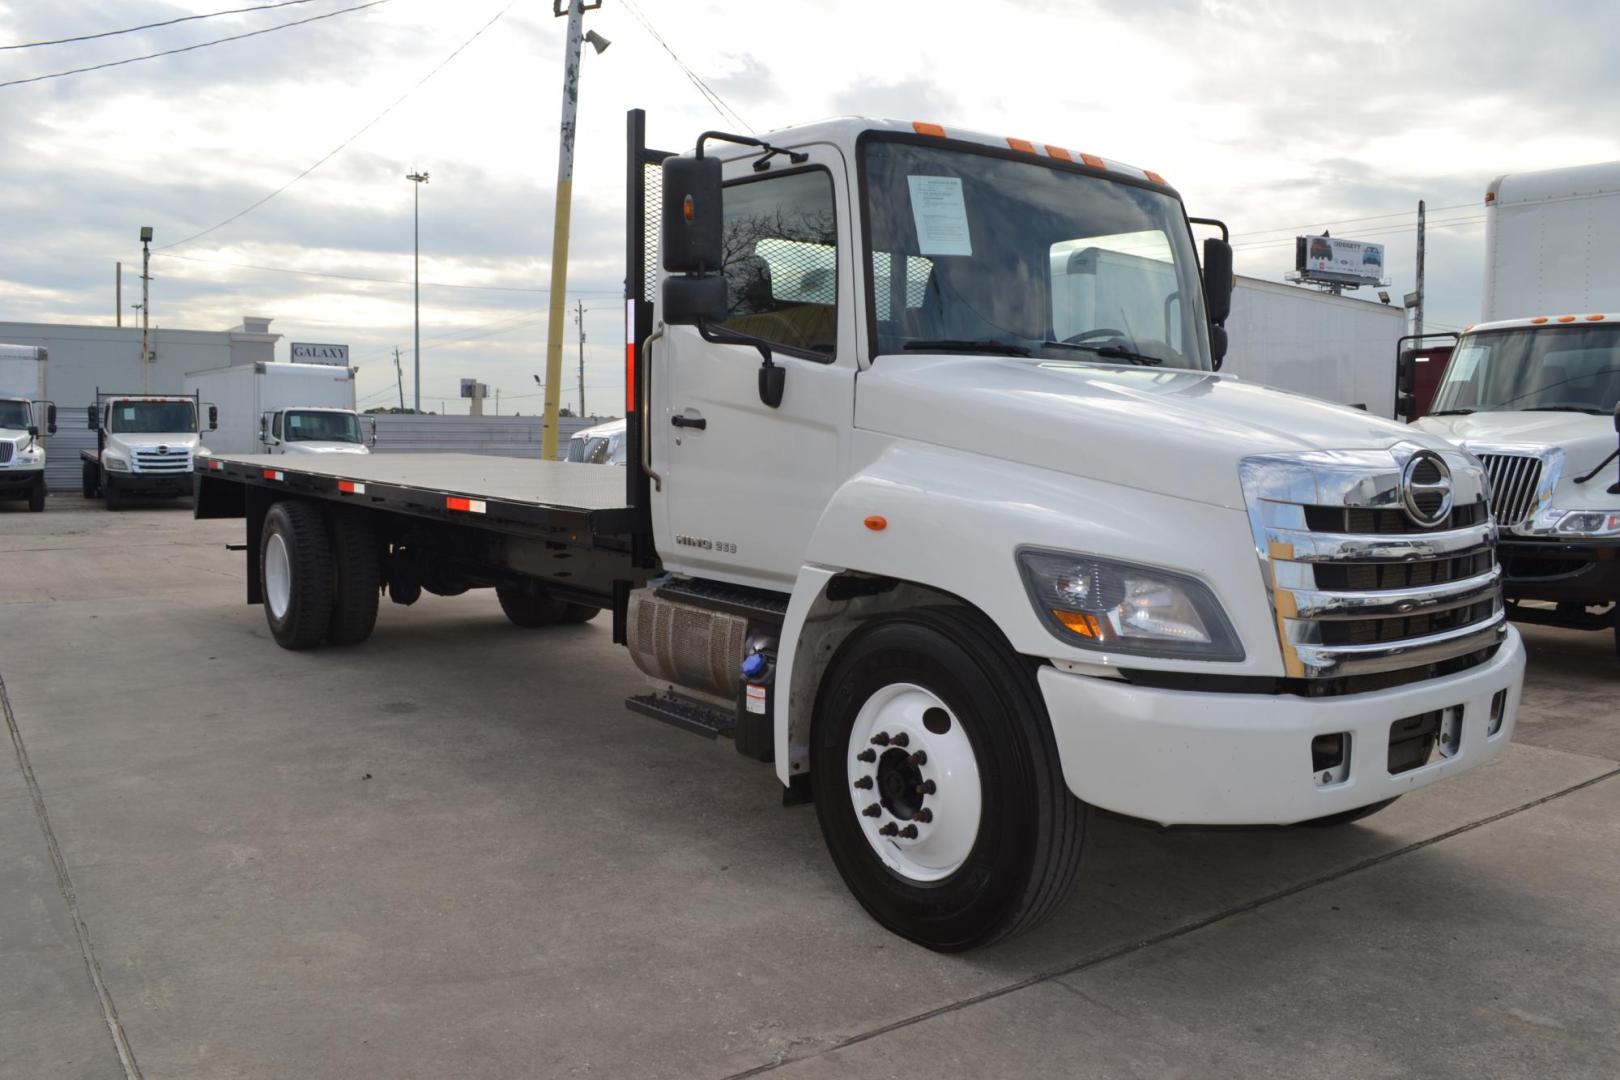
[4,497,1618,1079]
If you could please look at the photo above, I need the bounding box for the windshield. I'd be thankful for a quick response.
[1432,325,1620,414]
[0,400,30,429]
[285,410,361,443]
[862,138,1211,369]
[110,401,196,433]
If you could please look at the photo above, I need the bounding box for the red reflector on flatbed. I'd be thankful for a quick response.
[263,469,283,481]
[446,497,487,514]
[338,480,365,494]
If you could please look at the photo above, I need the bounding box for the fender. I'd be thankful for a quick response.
[773,439,1279,785]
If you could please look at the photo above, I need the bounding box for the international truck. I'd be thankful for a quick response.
[195,110,1525,950]
[189,360,373,458]
[82,390,217,510]
[0,343,56,512]
[1224,276,1403,416]
[566,417,628,465]
[1409,161,1620,655]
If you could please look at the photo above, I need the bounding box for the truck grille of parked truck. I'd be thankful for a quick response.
[130,446,193,473]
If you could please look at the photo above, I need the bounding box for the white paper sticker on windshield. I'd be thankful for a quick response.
[288,414,303,429]
[907,176,972,256]
[122,407,136,420]
[1449,346,1484,382]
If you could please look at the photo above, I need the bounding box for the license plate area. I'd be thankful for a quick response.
[1388,705,1463,774]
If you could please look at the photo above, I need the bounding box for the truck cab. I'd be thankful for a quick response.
[82,393,215,509]
[257,407,373,456]
[0,342,54,512]
[1413,314,1620,651]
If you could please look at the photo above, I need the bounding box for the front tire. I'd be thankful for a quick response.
[260,500,334,649]
[81,461,99,498]
[811,608,1087,951]
[27,478,45,512]
[103,473,122,511]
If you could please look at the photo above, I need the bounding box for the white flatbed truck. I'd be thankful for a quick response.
[197,110,1526,949]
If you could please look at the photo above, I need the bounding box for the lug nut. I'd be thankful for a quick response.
[898,824,919,839]
[891,732,910,748]
[914,808,933,823]
[862,803,882,817]
[870,732,890,746]
[914,780,936,796]
[878,822,899,837]
[856,749,877,763]
[908,751,928,767]
[852,776,873,790]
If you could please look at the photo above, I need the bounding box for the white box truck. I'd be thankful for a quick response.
[0,343,56,512]
[1224,276,1404,416]
[189,360,371,458]
[195,109,1524,950]
[1410,161,1620,654]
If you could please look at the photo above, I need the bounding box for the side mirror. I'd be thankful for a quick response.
[27,425,39,438]
[87,405,98,430]
[1396,350,1417,396]
[46,404,57,435]
[208,404,219,431]
[1202,237,1233,326]
[660,154,729,326]
[1208,324,1228,370]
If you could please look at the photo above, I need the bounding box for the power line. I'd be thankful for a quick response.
[1229,201,1475,242]
[0,0,393,89]
[154,250,624,294]
[160,0,517,251]
[620,0,752,133]
[0,0,323,51]
[1231,215,1486,252]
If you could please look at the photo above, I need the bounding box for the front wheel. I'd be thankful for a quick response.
[811,608,1087,951]
[81,461,99,498]
[27,479,45,512]
[103,474,122,511]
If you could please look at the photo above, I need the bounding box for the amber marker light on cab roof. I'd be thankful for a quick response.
[1531,316,1549,324]
[1557,315,1577,323]
[1587,314,1606,321]
[1079,152,1105,169]
[1145,170,1168,186]
[912,121,945,137]
[1045,145,1072,161]
[1006,137,1035,153]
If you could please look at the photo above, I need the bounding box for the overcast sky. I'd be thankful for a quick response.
[2,0,1616,414]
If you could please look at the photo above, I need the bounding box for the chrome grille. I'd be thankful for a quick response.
[131,447,192,473]
[0,442,11,464]
[1476,452,1544,527]
[1241,447,1506,679]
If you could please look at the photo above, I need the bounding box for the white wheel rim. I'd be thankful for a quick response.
[847,682,983,883]
[265,532,292,620]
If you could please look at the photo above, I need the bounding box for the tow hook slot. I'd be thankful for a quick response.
[1311,733,1350,786]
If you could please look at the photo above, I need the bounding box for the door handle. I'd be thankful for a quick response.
[671,415,707,430]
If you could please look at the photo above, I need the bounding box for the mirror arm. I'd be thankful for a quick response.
[1187,216,1229,242]
[695,319,786,409]
[695,130,808,168]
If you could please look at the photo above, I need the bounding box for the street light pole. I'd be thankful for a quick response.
[139,226,153,393]
[540,0,607,459]
[407,170,430,412]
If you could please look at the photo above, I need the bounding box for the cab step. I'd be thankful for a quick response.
[625,691,736,740]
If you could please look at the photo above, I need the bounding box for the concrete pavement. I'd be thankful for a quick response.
[2,496,1617,1079]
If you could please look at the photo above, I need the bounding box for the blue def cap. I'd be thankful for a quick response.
[741,652,768,679]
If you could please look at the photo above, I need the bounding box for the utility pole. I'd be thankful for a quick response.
[575,299,588,418]
[393,347,405,411]
[407,170,430,412]
[540,0,608,460]
[495,387,501,416]
[1413,200,1426,342]
[116,262,122,327]
[139,227,153,393]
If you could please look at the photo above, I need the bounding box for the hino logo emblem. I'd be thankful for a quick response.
[1401,450,1454,527]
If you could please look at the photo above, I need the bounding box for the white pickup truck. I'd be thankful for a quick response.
[195,109,1525,950]
[82,391,217,510]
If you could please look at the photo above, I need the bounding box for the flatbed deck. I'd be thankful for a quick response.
[198,452,639,540]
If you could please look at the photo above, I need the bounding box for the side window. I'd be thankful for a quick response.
[272,412,283,439]
[718,169,838,359]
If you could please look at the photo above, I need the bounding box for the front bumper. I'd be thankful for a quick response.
[110,471,194,497]
[1499,537,1620,605]
[1038,626,1525,826]
[0,467,44,491]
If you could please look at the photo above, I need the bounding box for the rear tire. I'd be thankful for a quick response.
[27,479,45,512]
[260,500,334,650]
[326,508,380,646]
[495,584,570,627]
[811,607,1087,951]
[561,604,599,624]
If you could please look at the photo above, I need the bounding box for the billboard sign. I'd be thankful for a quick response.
[459,379,488,399]
[1295,235,1385,287]
[290,342,349,366]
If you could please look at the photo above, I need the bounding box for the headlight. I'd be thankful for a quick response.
[104,455,131,472]
[1553,510,1620,537]
[1017,548,1244,660]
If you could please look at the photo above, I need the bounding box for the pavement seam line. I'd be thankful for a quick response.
[1,667,145,1080]
[719,764,1620,1079]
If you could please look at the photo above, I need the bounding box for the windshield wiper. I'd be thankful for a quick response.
[902,338,1031,356]
[1521,406,1607,415]
[1426,408,1475,416]
[1041,341,1162,366]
